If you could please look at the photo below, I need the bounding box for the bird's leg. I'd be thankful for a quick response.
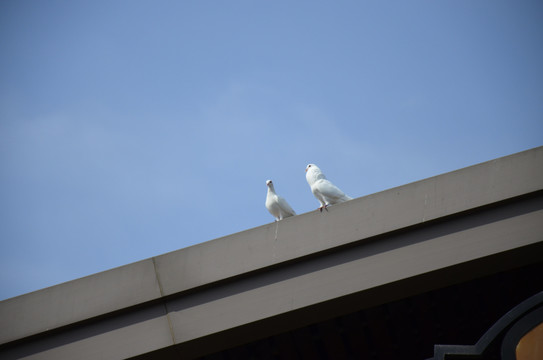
[319,204,329,212]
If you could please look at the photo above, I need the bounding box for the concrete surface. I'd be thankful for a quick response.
[1,146,542,359]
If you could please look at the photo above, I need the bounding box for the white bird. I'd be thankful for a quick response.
[265,180,296,221]
[305,164,352,211]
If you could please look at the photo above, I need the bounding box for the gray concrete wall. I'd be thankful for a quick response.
[1,146,542,359]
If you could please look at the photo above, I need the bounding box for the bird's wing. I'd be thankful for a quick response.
[277,196,296,216]
[315,179,350,204]
[311,185,327,206]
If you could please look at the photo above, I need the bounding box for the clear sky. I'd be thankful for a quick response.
[1,1,542,300]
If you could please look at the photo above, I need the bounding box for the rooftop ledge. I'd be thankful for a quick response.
[1,146,542,352]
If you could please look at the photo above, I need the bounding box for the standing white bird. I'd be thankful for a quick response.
[265,180,296,221]
[305,164,352,211]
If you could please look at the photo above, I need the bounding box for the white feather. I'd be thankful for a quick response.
[305,164,352,209]
[265,180,296,221]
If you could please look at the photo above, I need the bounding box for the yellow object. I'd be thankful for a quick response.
[516,322,543,360]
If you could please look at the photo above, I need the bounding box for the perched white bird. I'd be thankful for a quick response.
[305,164,352,211]
[265,180,296,221]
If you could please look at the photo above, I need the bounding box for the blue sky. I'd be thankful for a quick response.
[1,1,542,300]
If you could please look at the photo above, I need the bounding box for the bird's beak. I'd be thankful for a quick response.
[305,168,308,172]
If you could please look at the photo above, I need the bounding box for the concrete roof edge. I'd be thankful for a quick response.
[153,146,543,296]
[1,146,542,346]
